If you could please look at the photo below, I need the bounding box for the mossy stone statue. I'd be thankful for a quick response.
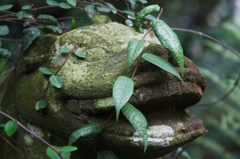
[2,22,207,159]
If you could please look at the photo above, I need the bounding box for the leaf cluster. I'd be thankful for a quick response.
[112,4,185,152]
[2,1,238,159]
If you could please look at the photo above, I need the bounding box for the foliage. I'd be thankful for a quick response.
[97,150,119,159]
[35,99,48,110]
[4,120,18,136]
[151,19,184,77]
[113,76,134,121]
[134,4,160,33]
[176,18,240,159]
[68,124,102,146]
[0,0,239,159]
[46,146,77,159]
[121,103,148,152]
[21,27,41,53]
[127,38,144,68]
[142,53,182,81]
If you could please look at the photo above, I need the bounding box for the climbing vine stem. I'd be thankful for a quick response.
[0,110,64,159]
[172,28,240,57]
[42,47,77,99]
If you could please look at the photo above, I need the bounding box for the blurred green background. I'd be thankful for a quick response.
[0,0,240,159]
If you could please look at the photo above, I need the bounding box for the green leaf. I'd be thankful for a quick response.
[16,11,26,20]
[121,103,148,152]
[59,47,71,54]
[23,13,33,19]
[59,2,71,9]
[46,0,59,6]
[37,14,59,25]
[21,27,41,53]
[46,146,70,159]
[0,4,13,11]
[142,53,182,81]
[106,3,117,14]
[46,146,61,159]
[39,25,62,34]
[0,48,11,58]
[4,120,18,136]
[145,14,156,21]
[50,75,63,88]
[113,76,134,122]
[97,6,111,13]
[0,25,9,36]
[139,0,147,4]
[134,4,160,33]
[127,38,144,68]
[67,0,76,6]
[128,0,137,8]
[60,146,78,152]
[22,4,32,10]
[35,99,48,110]
[151,19,184,77]
[131,3,138,9]
[39,67,54,75]
[70,19,77,30]
[85,4,95,18]
[68,123,101,145]
[0,40,2,47]
[97,150,119,159]
[74,51,86,59]
[125,19,133,27]
[123,10,135,17]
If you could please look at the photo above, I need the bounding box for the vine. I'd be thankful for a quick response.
[0,1,239,159]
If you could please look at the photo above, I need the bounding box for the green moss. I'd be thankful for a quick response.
[94,97,114,110]
[90,15,112,25]
[2,22,207,159]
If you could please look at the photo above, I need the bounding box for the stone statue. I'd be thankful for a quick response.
[2,22,207,159]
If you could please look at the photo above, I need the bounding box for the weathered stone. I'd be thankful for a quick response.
[3,22,207,159]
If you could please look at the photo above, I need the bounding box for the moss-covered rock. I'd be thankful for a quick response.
[2,22,207,159]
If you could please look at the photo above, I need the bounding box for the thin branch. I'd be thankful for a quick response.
[0,133,28,159]
[156,7,163,19]
[130,27,152,79]
[0,110,63,159]
[173,141,193,159]
[0,38,21,42]
[42,47,76,99]
[197,70,240,106]
[93,110,115,151]
[172,28,240,57]
[30,6,57,11]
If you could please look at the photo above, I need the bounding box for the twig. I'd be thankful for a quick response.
[197,70,240,106]
[0,38,21,42]
[0,110,63,159]
[173,141,193,159]
[156,7,163,19]
[0,133,27,159]
[130,27,152,79]
[42,48,76,99]
[172,28,240,57]
[93,110,115,151]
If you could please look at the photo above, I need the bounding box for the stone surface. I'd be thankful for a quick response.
[3,22,207,159]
